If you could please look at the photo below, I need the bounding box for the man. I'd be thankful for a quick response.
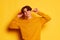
[8,5,51,40]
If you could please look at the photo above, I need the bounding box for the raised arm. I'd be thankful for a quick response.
[32,8,51,24]
[37,12,51,23]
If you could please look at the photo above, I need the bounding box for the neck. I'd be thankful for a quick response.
[24,15,32,19]
[27,16,32,19]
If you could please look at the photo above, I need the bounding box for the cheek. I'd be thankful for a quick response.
[28,11,31,13]
[25,13,26,15]
[27,11,31,14]
[24,12,27,15]
[24,13,28,16]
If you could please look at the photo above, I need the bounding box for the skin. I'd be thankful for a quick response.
[18,8,38,19]
[17,7,51,29]
[23,8,31,19]
[9,7,51,40]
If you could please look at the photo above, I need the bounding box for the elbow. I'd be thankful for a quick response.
[46,17,51,22]
[8,26,19,30]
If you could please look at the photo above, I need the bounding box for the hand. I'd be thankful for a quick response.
[32,8,39,13]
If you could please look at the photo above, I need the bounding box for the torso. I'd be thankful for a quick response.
[16,13,43,40]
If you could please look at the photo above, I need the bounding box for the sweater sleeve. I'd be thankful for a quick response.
[8,16,20,30]
[37,12,51,24]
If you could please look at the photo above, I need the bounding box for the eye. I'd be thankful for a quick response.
[27,9,29,11]
[27,10,29,11]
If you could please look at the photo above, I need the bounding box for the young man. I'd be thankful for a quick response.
[8,6,51,40]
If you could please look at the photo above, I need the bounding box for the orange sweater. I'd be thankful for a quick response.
[9,12,50,40]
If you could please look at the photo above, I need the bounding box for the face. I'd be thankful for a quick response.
[23,8,31,17]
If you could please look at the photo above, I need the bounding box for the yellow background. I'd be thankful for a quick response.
[0,0,60,40]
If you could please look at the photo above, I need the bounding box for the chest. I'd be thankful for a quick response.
[18,17,42,28]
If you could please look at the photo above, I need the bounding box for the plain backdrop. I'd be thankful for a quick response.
[0,0,60,40]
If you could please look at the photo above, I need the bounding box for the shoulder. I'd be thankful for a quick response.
[31,12,41,17]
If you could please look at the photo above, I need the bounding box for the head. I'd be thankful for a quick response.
[21,5,32,17]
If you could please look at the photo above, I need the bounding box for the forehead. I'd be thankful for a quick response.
[24,8,27,11]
